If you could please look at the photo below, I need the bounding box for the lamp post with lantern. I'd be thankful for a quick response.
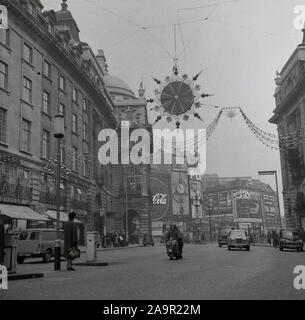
[54,114,64,271]
[208,198,213,242]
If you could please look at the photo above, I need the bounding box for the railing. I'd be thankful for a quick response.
[0,181,32,203]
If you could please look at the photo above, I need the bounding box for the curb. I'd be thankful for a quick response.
[8,273,44,281]
[79,245,141,253]
[74,262,108,267]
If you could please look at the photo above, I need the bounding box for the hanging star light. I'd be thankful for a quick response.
[226,109,237,121]
[148,65,213,128]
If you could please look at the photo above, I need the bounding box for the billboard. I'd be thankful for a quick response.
[171,171,189,216]
[217,191,232,214]
[149,174,171,221]
[232,189,262,223]
[262,193,277,218]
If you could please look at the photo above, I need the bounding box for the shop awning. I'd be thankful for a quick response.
[0,204,49,221]
[45,210,82,224]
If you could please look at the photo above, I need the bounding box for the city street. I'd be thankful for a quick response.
[1,243,305,300]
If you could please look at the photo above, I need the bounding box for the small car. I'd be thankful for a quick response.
[17,229,64,264]
[227,229,250,251]
[143,234,155,247]
[218,227,232,247]
[279,229,304,252]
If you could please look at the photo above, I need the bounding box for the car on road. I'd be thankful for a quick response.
[279,228,304,252]
[143,234,155,247]
[17,229,64,264]
[227,229,250,251]
[218,227,232,247]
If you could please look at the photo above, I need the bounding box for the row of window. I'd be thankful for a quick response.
[0,107,88,176]
[42,91,88,140]
[0,43,89,111]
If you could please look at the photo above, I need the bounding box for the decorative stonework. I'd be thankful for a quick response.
[275,60,305,107]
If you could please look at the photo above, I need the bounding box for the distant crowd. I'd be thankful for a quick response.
[99,231,126,248]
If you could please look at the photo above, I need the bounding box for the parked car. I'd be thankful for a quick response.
[279,229,304,252]
[17,229,64,264]
[143,234,155,247]
[218,227,232,247]
[227,229,250,251]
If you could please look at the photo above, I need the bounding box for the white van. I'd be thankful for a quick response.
[17,229,64,264]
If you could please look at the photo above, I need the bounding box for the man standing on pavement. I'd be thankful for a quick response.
[64,212,78,271]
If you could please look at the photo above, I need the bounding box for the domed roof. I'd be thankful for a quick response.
[55,0,80,32]
[104,74,136,99]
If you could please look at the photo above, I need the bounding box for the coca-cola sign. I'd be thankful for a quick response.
[149,175,171,221]
[152,193,167,205]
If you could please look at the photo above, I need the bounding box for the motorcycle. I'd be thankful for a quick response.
[166,238,181,260]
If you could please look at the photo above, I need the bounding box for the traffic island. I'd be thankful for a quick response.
[8,273,44,281]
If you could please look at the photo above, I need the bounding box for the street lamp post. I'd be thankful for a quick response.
[54,114,64,271]
[208,199,213,242]
[191,193,202,219]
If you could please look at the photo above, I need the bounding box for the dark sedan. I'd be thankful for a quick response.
[279,229,304,252]
[218,227,232,247]
[227,229,250,251]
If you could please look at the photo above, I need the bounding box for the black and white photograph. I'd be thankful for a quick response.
[0,0,305,309]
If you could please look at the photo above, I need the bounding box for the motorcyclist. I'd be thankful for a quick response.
[165,224,184,258]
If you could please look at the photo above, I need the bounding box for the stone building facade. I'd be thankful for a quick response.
[270,29,305,230]
[202,175,281,238]
[0,0,116,243]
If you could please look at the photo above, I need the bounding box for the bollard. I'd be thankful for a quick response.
[86,231,97,262]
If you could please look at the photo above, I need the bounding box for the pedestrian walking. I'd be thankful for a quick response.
[114,232,119,247]
[267,232,272,245]
[64,212,79,271]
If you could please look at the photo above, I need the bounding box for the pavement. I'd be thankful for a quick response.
[1,243,305,300]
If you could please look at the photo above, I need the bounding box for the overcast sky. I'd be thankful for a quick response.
[42,0,305,214]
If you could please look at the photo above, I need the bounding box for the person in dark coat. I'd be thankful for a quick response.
[64,212,78,271]
[0,216,5,264]
[165,224,184,258]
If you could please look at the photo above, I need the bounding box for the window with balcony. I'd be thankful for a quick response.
[0,107,7,143]
[0,61,8,90]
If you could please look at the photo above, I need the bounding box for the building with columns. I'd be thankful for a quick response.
[270,28,305,230]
